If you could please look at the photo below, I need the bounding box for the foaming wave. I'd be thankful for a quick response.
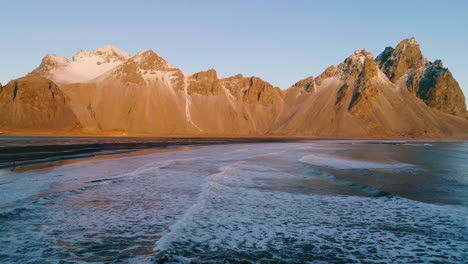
[154,162,242,253]
[153,180,467,264]
[404,143,433,146]
[300,153,412,169]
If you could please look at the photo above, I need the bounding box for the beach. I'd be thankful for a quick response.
[0,139,467,263]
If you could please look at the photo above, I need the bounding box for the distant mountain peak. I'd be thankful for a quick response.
[130,49,176,70]
[30,45,131,84]
[376,37,428,82]
[343,49,374,67]
[400,37,418,47]
[72,45,130,62]
[106,49,182,85]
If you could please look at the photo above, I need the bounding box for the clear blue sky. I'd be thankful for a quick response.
[1,0,467,103]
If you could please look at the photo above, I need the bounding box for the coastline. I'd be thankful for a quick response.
[0,137,305,170]
[1,136,465,171]
[1,127,467,140]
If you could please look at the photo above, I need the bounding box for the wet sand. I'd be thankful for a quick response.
[0,137,304,169]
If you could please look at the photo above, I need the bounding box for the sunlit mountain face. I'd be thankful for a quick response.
[0,38,467,138]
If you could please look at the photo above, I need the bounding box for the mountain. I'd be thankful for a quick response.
[0,76,79,131]
[375,38,466,115]
[30,45,130,84]
[0,39,467,138]
[274,48,467,138]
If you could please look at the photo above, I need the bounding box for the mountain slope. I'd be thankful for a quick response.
[275,49,467,138]
[1,39,467,138]
[56,50,284,136]
[376,38,466,115]
[30,45,130,84]
[0,76,79,131]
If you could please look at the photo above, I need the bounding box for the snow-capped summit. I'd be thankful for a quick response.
[72,45,130,62]
[30,45,131,84]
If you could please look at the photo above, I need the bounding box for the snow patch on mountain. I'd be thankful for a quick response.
[33,45,131,84]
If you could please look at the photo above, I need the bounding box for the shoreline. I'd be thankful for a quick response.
[1,127,468,140]
[0,137,305,170]
[11,145,200,172]
[1,136,466,171]
[1,133,467,141]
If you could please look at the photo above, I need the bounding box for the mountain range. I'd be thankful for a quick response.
[0,38,467,138]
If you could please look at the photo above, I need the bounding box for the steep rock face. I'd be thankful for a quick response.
[275,48,468,138]
[0,76,79,130]
[377,38,466,116]
[292,76,314,90]
[276,49,393,137]
[406,60,466,115]
[221,75,283,105]
[376,38,428,82]
[344,51,380,112]
[109,49,184,89]
[187,69,222,96]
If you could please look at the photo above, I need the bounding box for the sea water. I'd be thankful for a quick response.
[0,141,466,263]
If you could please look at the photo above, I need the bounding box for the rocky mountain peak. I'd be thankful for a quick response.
[72,45,130,62]
[433,59,443,68]
[291,76,315,91]
[30,54,70,77]
[335,49,377,82]
[187,69,221,95]
[406,59,466,115]
[376,37,428,82]
[108,49,182,85]
[130,49,176,71]
[347,49,373,63]
[375,47,394,62]
[30,46,131,84]
[43,54,70,65]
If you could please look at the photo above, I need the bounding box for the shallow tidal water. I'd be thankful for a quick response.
[0,140,467,263]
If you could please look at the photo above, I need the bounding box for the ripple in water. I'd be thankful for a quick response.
[0,141,467,263]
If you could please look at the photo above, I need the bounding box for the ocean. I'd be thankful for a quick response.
[0,140,466,263]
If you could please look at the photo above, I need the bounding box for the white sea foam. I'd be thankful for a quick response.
[155,162,242,252]
[153,157,467,263]
[299,153,412,169]
[1,141,466,263]
[404,143,433,146]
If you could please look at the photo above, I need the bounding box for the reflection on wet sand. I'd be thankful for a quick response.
[13,146,197,172]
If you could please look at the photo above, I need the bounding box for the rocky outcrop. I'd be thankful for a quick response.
[406,60,467,115]
[377,38,466,116]
[291,76,314,92]
[221,75,283,105]
[0,76,79,130]
[111,50,183,85]
[376,37,428,82]
[187,69,222,96]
